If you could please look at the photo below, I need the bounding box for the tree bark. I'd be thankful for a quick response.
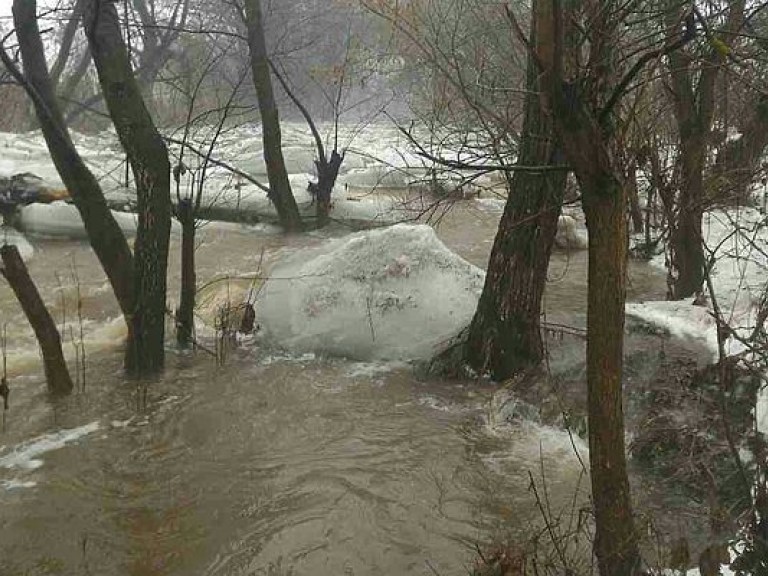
[627,162,644,234]
[50,0,85,88]
[464,26,566,380]
[312,151,344,227]
[542,0,641,571]
[10,0,136,321]
[84,0,172,377]
[664,0,744,299]
[581,177,640,575]
[175,199,195,347]
[669,134,706,299]
[713,94,768,203]
[243,0,302,232]
[1,245,73,396]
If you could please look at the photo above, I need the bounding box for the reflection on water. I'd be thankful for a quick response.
[0,204,662,575]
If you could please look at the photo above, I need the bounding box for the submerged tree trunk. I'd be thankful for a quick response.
[243,0,302,232]
[1,245,73,395]
[10,0,136,320]
[464,35,566,380]
[176,199,195,347]
[84,0,172,377]
[312,151,344,227]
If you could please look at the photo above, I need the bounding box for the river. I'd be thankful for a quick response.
[0,202,671,575]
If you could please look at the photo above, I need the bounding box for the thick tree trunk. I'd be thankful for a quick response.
[11,0,136,320]
[464,43,566,380]
[243,0,302,232]
[176,200,195,347]
[1,245,73,395]
[84,0,172,377]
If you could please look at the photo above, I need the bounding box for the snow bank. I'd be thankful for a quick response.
[636,208,768,436]
[626,300,719,358]
[257,224,485,361]
[0,226,33,262]
[0,421,100,472]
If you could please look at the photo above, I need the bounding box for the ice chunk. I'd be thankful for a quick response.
[554,214,588,250]
[17,201,138,239]
[257,224,485,361]
[340,165,423,190]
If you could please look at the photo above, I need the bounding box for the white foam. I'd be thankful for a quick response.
[0,421,100,471]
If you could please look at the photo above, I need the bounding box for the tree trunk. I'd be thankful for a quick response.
[50,0,85,88]
[464,38,566,380]
[1,245,73,395]
[627,163,644,234]
[313,150,344,227]
[664,0,744,299]
[84,0,172,377]
[176,199,195,347]
[243,0,302,232]
[582,177,640,575]
[542,0,641,570]
[713,94,768,204]
[11,0,136,320]
[668,136,706,299]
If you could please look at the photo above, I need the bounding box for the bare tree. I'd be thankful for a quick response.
[3,0,136,327]
[0,245,73,395]
[664,0,745,300]
[242,0,302,232]
[83,0,172,376]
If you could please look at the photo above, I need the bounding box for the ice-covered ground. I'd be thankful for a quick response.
[628,207,768,436]
[256,224,485,361]
[0,125,459,231]
[625,208,768,576]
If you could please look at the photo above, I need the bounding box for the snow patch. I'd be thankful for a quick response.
[626,300,719,358]
[257,224,485,361]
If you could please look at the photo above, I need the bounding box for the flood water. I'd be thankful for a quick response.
[0,203,667,575]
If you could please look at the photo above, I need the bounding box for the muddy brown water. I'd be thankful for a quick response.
[0,204,671,575]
